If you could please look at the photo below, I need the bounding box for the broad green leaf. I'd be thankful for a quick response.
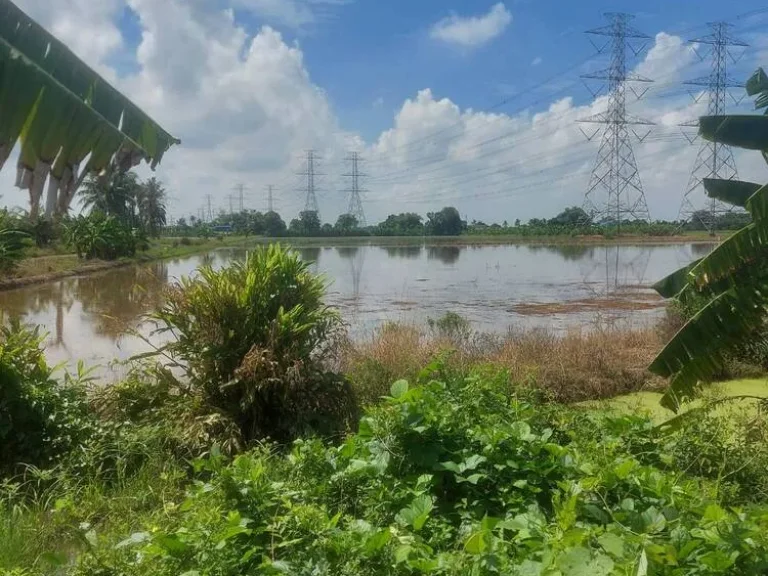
[390,379,409,399]
[636,550,648,576]
[653,260,701,298]
[597,533,625,558]
[464,531,487,555]
[115,531,150,549]
[703,178,761,209]
[700,115,768,151]
[558,547,614,576]
[640,507,666,534]
[395,495,434,531]
[364,529,391,553]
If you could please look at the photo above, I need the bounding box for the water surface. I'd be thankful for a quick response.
[0,242,713,376]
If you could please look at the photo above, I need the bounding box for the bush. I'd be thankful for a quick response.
[0,324,93,476]
[180,237,192,246]
[153,244,357,443]
[63,214,137,260]
[68,367,768,576]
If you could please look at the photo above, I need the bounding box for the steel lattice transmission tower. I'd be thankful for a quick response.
[579,13,654,228]
[298,150,321,217]
[678,22,748,231]
[343,151,367,226]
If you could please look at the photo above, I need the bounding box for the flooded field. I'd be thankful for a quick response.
[0,241,713,375]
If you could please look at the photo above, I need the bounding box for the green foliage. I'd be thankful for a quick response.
[0,323,93,476]
[63,213,137,260]
[58,367,768,575]
[289,210,322,236]
[263,210,287,237]
[334,213,361,235]
[426,206,467,236]
[377,212,424,236]
[153,244,357,443]
[651,67,768,410]
[0,224,29,273]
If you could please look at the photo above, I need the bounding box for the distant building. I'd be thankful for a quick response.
[212,224,233,234]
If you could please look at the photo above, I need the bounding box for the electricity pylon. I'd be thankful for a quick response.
[679,22,748,232]
[343,151,367,226]
[579,13,654,230]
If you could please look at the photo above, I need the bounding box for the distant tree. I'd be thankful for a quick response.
[550,206,591,227]
[321,223,334,235]
[289,210,322,236]
[136,177,167,237]
[426,207,466,236]
[334,213,359,235]
[514,219,520,227]
[377,213,424,236]
[177,217,188,228]
[80,170,141,226]
[263,211,287,237]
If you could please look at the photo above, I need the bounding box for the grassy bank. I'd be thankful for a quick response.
[0,236,260,291]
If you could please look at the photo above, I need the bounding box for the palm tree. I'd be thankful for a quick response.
[650,67,768,411]
[136,177,167,237]
[80,169,141,227]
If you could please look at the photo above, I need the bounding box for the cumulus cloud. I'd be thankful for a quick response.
[430,3,512,48]
[1,2,765,226]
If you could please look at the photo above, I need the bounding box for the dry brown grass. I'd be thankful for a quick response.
[340,321,666,406]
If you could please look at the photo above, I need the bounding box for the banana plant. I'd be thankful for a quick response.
[650,67,768,411]
[0,0,179,220]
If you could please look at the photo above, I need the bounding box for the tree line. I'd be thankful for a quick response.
[170,203,750,239]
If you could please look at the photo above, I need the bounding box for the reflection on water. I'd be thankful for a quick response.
[427,246,462,265]
[0,242,715,373]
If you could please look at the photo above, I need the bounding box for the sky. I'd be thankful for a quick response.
[3,0,768,225]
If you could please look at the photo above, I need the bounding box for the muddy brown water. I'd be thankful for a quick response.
[0,242,714,378]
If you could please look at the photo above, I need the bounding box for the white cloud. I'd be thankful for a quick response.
[531,57,542,67]
[430,3,512,48]
[231,0,353,30]
[1,4,766,226]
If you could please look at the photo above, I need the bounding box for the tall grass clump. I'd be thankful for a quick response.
[343,315,664,405]
[153,244,358,443]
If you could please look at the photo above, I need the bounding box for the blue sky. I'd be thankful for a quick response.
[3,0,768,223]
[270,0,766,139]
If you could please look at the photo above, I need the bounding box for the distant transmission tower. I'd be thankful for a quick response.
[678,22,748,231]
[579,13,654,229]
[298,150,321,217]
[343,151,367,226]
[233,183,247,212]
[267,185,274,213]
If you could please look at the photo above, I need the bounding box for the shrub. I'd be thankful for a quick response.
[180,237,192,246]
[153,244,357,443]
[63,214,137,260]
[0,324,93,476]
[70,367,768,576]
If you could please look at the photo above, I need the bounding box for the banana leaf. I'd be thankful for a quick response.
[650,280,768,411]
[0,0,179,213]
[703,178,762,209]
[747,67,768,113]
[699,115,768,151]
[653,259,702,298]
